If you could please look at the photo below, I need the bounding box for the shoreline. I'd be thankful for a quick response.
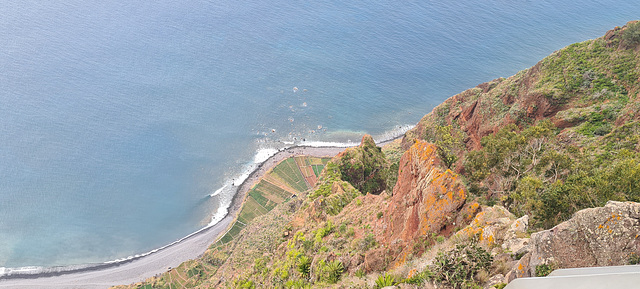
[0,136,402,288]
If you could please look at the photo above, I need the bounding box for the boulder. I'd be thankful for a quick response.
[453,205,529,255]
[504,201,640,280]
[523,201,640,276]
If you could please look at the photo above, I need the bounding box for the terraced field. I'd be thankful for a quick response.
[214,156,330,247]
[126,156,332,288]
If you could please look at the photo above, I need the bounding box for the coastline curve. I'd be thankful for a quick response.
[0,129,408,288]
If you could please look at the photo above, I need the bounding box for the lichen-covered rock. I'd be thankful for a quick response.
[517,201,640,277]
[506,252,531,282]
[384,140,472,261]
[454,206,529,253]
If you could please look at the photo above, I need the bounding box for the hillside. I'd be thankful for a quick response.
[116,21,640,289]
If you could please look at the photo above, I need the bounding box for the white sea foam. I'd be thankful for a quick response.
[253,148,279,163]
[299,140,357,148]
[372,124,414,143]
[209,184,228,197]
[208,205,229,227]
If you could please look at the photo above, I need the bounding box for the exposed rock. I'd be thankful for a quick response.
[454,205,529,254]
[521,201,640,276]
[484,274,505,289]
[364,248,387,273]
[384,140,474,263]
[307,198,327,223]
[506,249,531,282]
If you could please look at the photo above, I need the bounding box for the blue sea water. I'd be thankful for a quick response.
[1,0,639,268]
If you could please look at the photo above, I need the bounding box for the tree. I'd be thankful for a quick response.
[622,21,640,48]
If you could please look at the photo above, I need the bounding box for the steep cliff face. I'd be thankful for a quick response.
[383,140,479,260]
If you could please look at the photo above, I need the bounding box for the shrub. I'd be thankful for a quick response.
[494,283,507,289]
[434,125,464,168]
[297,255,311,278]
[375,273,397,288]
[337,136,389,194]
[404,269,434,285]
[622,21,640,48]
[628,253,640,265]
[359,233,377,251]
[535,263,556,277]
[233,278,255,289]
[431,241,492,289]
[316,260,344,284]
[284,280,310,289]
[314,221,333,244]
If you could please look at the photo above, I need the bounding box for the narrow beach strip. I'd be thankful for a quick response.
[0,145,351,289]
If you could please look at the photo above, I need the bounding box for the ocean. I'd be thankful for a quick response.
[1,0,639,268]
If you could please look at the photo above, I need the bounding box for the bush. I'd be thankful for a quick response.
[535,263,556,277]
[434,125,464,168]
[622,21,640,48]
[314,221,333,244]
[337,136,389,194]
[375,273,397,288]
[431,241,492,289]
[297,255,311,278]
[232,278,255,289]
[404,269,434,285]
[628,253,640,265]
[316,260,344,284]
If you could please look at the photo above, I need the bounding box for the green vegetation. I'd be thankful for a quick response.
[297,255,311,278]
[337,135,389,194]
[375,273,398,288]
[464,120,640,228]
[316,260,344,284]
[403,269,434,285]
[431,241,493,289]
[434,125,465,168]
[622,21,640,48]
[628,253,640,265]
[535,263,556,277]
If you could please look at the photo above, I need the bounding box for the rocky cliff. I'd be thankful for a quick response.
[383,140,478,261]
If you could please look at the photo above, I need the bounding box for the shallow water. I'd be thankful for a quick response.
[1,0,639,267]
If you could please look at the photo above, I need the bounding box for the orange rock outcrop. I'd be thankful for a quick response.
[383,140,478,263]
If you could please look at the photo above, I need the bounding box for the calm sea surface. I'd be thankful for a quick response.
[1,0,639,267]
